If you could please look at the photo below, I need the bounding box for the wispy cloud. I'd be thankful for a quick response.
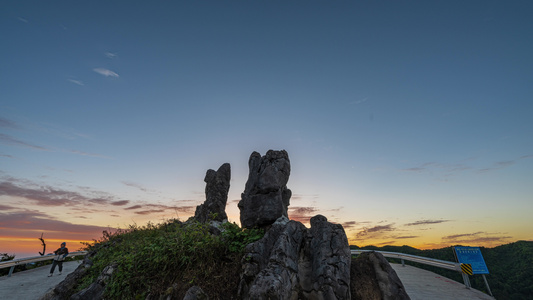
[401,162,471,174]
[134,209,166,215]
[290,193,320,201]
[122,181,148,192]
[105,52,117,59]
[478,160,516,173]
[111,200,130,206]
[341,221,358,229]
[0,176,194,219]
[442,232,485,240]
[93,68,119,78]
[17,17,28,23]
[395,235,419,239]
[0,117,19,129]
[135,205,195,216]
[442,231,512,245]
[1,131,104,158]
[0,204,16,210]
[349,97,369,105]
[0,209,114,240]
[355,223,396,239]
[68,150,110,159]
[68,79,84,86]
[402,167,426,172]
[0,180,114,207]
[125,205,143,210]
[405,219,451,226]
[0,133,49,151]
[401,155,530,178]
[376,240,395,246]
[124,203,195,215]
[288,206,319,223]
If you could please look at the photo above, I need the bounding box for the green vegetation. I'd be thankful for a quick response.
[352,241,533,300]
[78,219,264,299]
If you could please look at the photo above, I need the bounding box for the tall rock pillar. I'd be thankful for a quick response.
[194,163,231,223]
[238,150,292,228]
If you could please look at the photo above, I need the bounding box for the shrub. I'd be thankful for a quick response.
[78,219,264,299]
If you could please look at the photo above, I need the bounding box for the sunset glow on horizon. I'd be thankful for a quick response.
[1,1,532,259]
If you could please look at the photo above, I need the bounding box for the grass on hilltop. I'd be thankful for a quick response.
[77,218,264,299]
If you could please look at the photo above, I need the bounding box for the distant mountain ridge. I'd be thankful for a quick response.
[351,241,533,300]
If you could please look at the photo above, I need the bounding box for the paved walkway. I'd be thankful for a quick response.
[0,261,81,300]
[391,263,494,300]
[1,262,495,299]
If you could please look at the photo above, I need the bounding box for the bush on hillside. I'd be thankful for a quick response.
[78,219,264,299]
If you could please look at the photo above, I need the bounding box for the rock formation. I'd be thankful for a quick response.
[194,163,231,223]
[42,150,412,300]
[183,286,209,300]
[238,150,292,229]
[71,263,118,299]
[350,251,411,300]
[238,215,351,299]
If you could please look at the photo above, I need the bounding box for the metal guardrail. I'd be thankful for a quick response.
[351,250,462,272]
[0,251,87,277]
[352,250,495,297]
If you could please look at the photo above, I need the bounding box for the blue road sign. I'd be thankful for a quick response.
[454,246,489,274]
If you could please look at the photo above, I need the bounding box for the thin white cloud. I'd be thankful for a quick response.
[105,52,117,59]
[68,150,111,159]
[18,17,28,23]
[122,181,148,192]
[0,133,49,151]
[0,117,19,129]
[93,68,119,78]
[350,97,369,105]
[68,79,84,86]
[405,219,451,226]
[478,160,517,173]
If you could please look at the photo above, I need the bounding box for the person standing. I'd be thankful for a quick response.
[48,242,69,277]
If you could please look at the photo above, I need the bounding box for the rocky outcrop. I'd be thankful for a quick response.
[194,163,231,223]
[350,251,410,300]
[238,150,292,229]
[239,215,351,299]
[70,263,118,300]
[42,149,413,300]
[183,286,209,300]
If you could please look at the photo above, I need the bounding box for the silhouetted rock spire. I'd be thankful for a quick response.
[238,150,292,229]
[194,163,231,223]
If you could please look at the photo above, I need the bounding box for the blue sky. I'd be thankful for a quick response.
[1,1,532,257]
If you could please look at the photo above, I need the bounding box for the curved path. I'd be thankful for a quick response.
[0,261,80,300]
[391,263,494,300]
[0,262,494,299]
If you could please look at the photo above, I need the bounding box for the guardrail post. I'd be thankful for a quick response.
[461,273,471,289]
[8,266,15,277]
[401,259,405,267]
[482,274,494,297]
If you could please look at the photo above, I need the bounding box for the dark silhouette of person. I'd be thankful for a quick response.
[48,242,69,277]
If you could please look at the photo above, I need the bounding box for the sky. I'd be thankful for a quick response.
[1,1,532,258]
